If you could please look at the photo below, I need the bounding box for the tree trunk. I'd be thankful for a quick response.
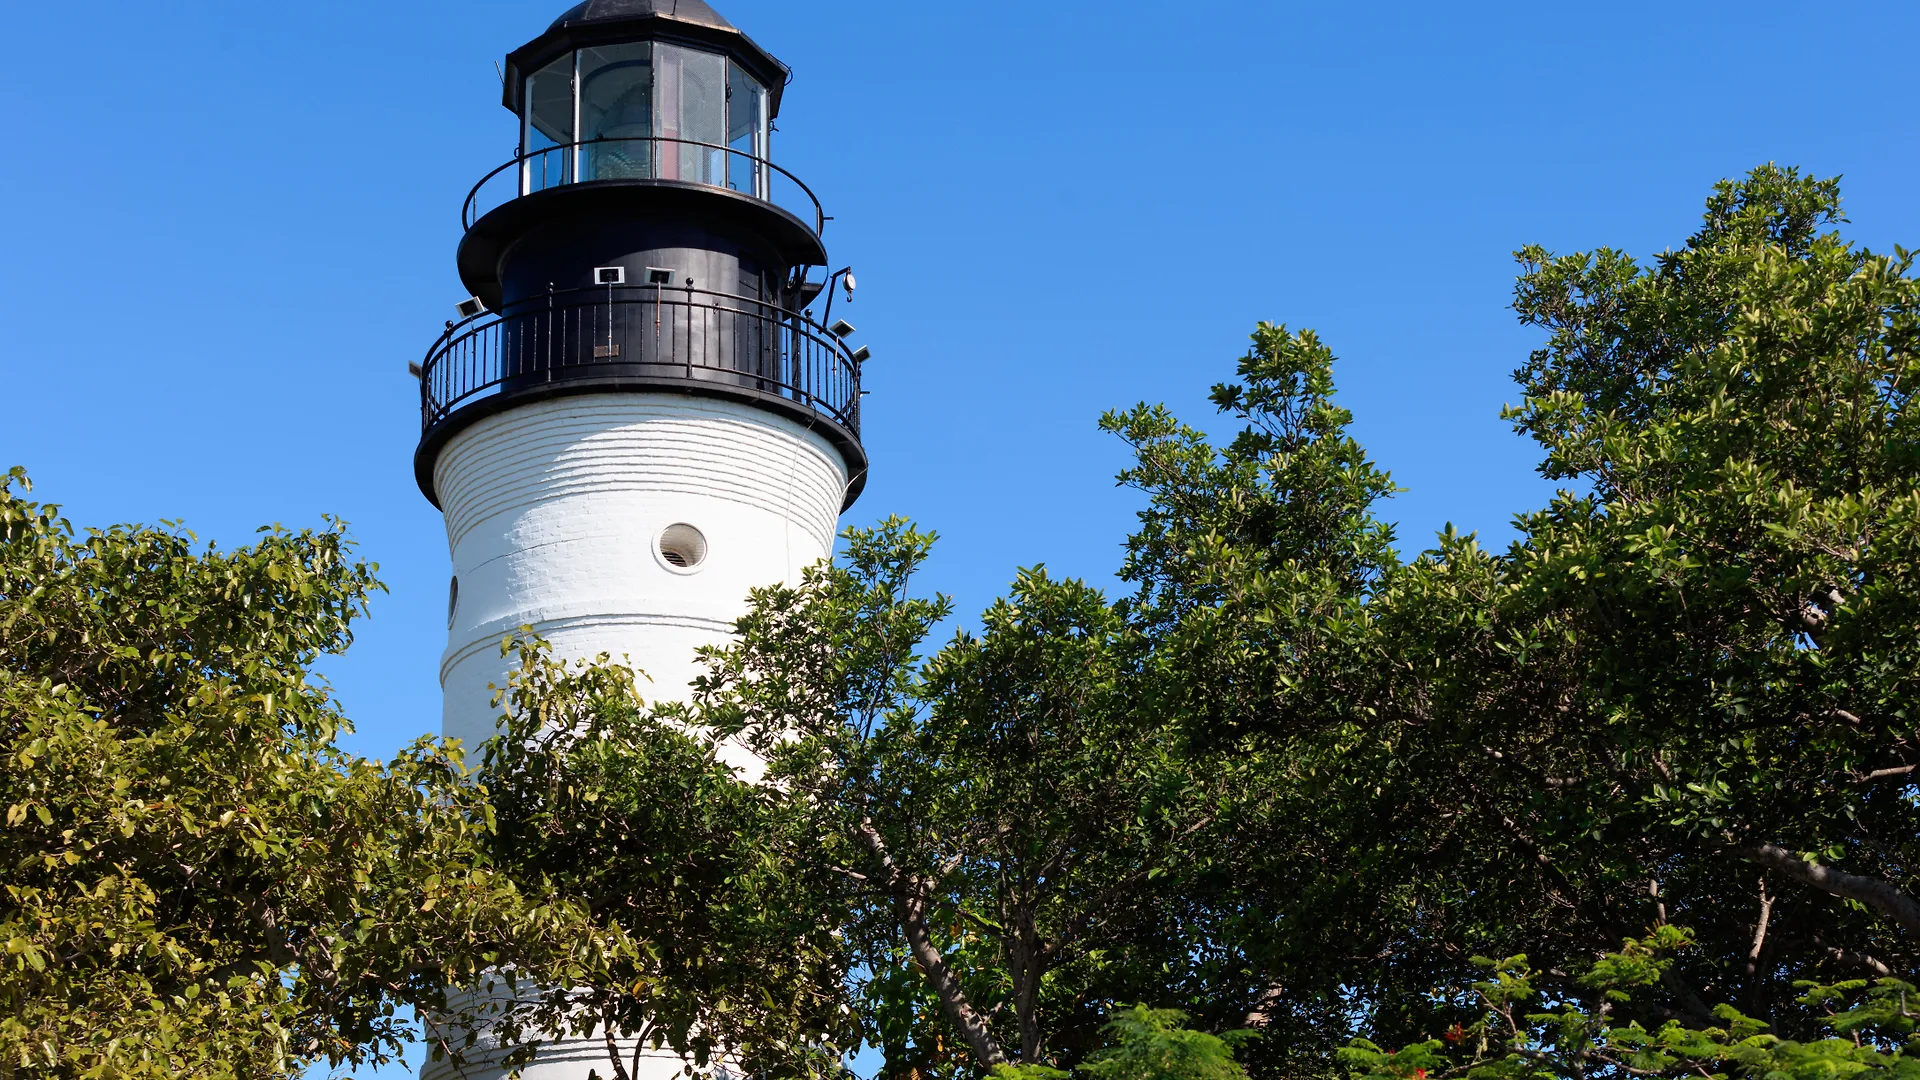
[1010,903,1044,1062]
[859,822,1009,1068]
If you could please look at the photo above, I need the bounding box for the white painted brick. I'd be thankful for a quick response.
[434,394,849,752]
[421,392,850,1080]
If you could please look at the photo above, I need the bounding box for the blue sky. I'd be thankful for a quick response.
[3,1,1917,1074]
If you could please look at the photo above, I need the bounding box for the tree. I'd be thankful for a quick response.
[0,469,597,1079]
[1382,163,1920,1032]
[466,529,1198,1080]
[1079,1005,1252,1080]
[472,638,857,1080]
[1100,320,1423,1071]
[1104,164,1920,1056]
[1339,927,1918,1080]
[584,521,1248,1078]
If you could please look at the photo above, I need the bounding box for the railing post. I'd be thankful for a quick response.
[604,278,616,362]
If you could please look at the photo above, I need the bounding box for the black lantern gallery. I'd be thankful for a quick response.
[415,0,866,507]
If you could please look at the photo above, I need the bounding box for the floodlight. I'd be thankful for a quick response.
[828,319,856,339]
[455,296,486,318]
[646,267,676,285]
[594,266,627,285]
[849,345,872,364]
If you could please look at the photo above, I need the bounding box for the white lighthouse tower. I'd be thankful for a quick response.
[412,2,866,1075]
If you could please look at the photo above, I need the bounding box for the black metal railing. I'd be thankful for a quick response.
[462,137,827,234]
[419,285,861,439]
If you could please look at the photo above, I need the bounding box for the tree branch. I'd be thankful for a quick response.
[1740,842,1920,936]
[857,821,1008,1067]
[1746,875,1772,981]
[1812,936,1896,978]
[1745,874,1773,1013]
[602,999,634,1080]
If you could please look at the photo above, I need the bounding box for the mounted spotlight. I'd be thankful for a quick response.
[646,267,676,285]
[407,361,423,378]
[849,345,872,364]
[594,266,627,285]
[455,296,486,319]
[828,319,856,339]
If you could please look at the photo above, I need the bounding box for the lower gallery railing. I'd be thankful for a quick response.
[419,286,862,440]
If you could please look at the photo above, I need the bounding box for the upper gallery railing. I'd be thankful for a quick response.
[461,136,828,234]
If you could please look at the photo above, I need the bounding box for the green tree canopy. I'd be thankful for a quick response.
[689,164,1919,1078]
[0,469,598,1079]
[693,524,1251,1075]
[474,166,1920,1080]
[472,638,858,1080]
[13,163,1912,1080]
[1105,163,1920,1064]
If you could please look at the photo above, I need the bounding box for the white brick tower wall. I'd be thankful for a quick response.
[436,394,849,745]
[420,391,851,1080]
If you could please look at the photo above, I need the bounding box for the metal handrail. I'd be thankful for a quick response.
[418,285,861,439]
[461,137,828,234]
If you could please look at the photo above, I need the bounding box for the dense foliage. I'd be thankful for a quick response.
[1090,165,1920,1074]
[692,526,1256,1073]
[0,470,597,1079]
[473,638,856,1080]
[601,164,1915,1079]
[1340,926,1919,1080]
[7,164,1915,1080]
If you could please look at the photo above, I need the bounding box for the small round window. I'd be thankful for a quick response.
[658,523,708,571]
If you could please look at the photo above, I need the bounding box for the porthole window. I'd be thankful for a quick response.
[447,575,460,627]
[657,523,708,571]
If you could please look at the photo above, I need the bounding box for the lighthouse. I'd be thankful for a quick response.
[412,1,865,1075]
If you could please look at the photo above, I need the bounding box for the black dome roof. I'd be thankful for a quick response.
[505,0,788,116]
[548,0,734,32]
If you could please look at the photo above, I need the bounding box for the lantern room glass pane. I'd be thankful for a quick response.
[726,63,766,196]
[656,44,726,185]
[580,42,653,181]
[523,53,575,191]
